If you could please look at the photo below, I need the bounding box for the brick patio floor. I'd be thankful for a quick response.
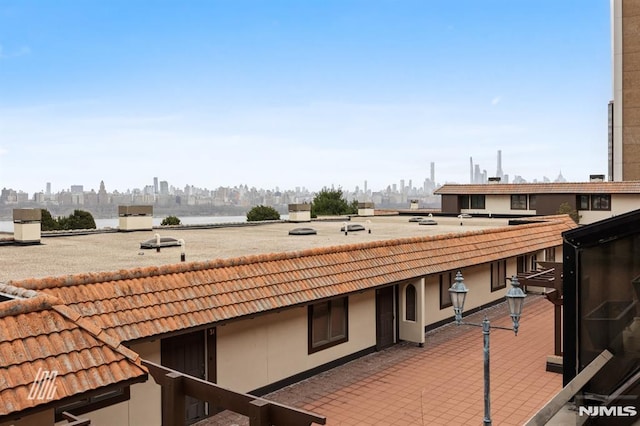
[198,295,561,426]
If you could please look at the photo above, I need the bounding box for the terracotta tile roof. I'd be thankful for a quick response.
[9,216,576,343]
[0,283,147,418]
[434,181,640,194]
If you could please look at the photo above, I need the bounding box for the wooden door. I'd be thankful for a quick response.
[376,286,395,350]
[161,331,206,424]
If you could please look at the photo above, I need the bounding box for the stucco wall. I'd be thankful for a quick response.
[423,258,530,326]
[118,216,153,231]
[14,222,41,243]
[128,341,161,426]
[217,291,376,393]
[579,194,640,224]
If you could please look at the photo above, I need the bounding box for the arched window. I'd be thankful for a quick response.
[406,284,416,321]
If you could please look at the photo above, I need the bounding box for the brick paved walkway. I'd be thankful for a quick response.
[198,295,561,426]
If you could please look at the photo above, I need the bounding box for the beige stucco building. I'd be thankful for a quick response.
[0,215,574,425]
[435,181,640,224]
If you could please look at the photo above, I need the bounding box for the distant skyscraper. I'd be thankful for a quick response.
[496,150,504,180]
[153,177,159,195]
[430,162,435,183]
[46,182,51,197]
[160,181,169,195]
[470,157,474,183]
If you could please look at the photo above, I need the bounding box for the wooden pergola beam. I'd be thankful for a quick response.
[142,360,327,426]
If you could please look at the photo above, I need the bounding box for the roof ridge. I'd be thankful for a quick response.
[50,304,144,367]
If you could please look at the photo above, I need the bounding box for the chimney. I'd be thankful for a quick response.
[118,205,153,231]
[13,209,41,245]
[357,202,375,217]
[488,177,501,184]
[288,203,311,222]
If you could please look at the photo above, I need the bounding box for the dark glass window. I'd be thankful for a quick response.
[511,195,527,210]
[308,298,348,353]
[529,195,537,210]
[578,195,590,210]
[577,233,640,396]
[405,284,416,321]
[545,247,556,262]
[439,272,453,309]
[591,194,611,211]
[471,195,486,209]
[491,261,507,291]
[460,195,470,209]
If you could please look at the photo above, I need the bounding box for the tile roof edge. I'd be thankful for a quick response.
[0,281,145,370]
[8,217,572,291]
[0,283,64,318]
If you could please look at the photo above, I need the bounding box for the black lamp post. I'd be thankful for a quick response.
[448,271,526,426]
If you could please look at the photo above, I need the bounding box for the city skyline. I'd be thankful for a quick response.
[0,1,610,195]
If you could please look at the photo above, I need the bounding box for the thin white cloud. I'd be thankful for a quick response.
[491,96,501,106]
[0,44,31,59]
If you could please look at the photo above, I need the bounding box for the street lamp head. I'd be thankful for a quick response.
[505,275,526,335]
[449,271,468,324]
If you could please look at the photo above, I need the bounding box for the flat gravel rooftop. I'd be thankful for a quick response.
[2,215,506,282]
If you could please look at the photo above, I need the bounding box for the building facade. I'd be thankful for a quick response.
[434,181,640,225]
[0,216,575,425]
[611,0,640,181]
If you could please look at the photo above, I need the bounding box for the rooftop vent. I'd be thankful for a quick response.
[13,208,42,245]
[288,204,311,223]
[589,174,605,182]
[118,205,153,231]
[357,202,375,217]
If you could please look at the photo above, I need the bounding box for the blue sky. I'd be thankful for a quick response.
[0,0,611,194]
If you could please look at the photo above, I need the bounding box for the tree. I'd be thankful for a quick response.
[247,205,281,222]
[65,210,97,230]
[557,202,580,224]
[40,209,60,231]
[41,209,96,230]
[311,188,357,217]
[161,215,181,226]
